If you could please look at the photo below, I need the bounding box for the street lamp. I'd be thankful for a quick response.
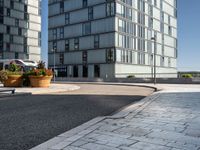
[151,33,157,85]
[51,48,56,82]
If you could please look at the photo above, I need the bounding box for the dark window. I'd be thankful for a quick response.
[18,28,22,36]
[94,65,100,78]
[0,34,3,51]
[0,15,3,23]
[24,13,29,20]
[53,29,57,40]
[60,1,64,13]
[106,48,115,63]
[7,8,10,16]
[15,52,19,59]
[106,2,115,16]
[6,26,10,34]
[74,38,79,50]
[60,27,64,39]
[10,0,14,9]
[10,35,13,43]
[83,0,87,8]
[6,43,10,51]
[94,35,99,48]
[24,37,27,45]
[24,5,27,12]
[59,53,64,65]
[82,22,91,35]
[83,65,88,77]
[53,41,57,51]
[15,19,19,26]
[65,13,70,24]
[82,51,87,64]
[73,66,78,77]
[88,7,93,20]
[0,6,3,15]
[65,39,69,51]
[0,0,3,7]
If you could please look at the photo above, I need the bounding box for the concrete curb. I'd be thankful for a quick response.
[55,81,158,92]
[0,93,32,99]
[30,91,160,150]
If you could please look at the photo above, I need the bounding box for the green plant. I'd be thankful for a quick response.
[37,61,46,69]
[8,63,21,72]
[182,74,193,78]
[0,71,8,83]
[127,75,135,78]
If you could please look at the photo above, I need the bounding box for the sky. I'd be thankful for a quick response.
[41,0,200,71]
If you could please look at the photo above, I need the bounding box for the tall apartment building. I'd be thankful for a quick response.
[0,0,41,61]
[48,0,177,78]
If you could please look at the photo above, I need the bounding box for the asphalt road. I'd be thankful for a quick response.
[0,84,154,150]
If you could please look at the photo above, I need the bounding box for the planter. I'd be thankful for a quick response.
[29,76,53,88]
[4,75,23,87]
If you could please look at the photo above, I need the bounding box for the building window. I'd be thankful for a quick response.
[38,32,41,46]
[6,26,10,34]
[94,35,99,48]
[0,0,3,7]
[15,19,19,26]
[106,48,115,63]
[53,41,57,51]
[60,1,64,13]
[53,29,57,40]
[83,0,87,8]
[0,15,3,24]
[82,22,91,35]
[59,53,64,65]
[168,26,172,36]
[10,0,14,9]
[106,2,115,16]
[65,13,70,25]
[15,52,19,59]
[18,28,22,36]
[88,7,93,20]
[0,34,3,51]
[10,35,13,43]
[7,8,10,16]
[74,38,79,50]
[24,13,29,20]
[82,51,87,64]
[6,43,10,51]
[59,27,64,39]
[65,39,69,51]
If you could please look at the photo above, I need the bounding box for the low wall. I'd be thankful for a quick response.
[55,77,200,84]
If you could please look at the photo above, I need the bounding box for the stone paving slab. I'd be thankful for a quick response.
[31,85,200,150]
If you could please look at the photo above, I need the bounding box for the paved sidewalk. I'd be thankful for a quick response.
[31,85,200,150]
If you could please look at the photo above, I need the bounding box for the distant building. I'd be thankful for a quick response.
[0,0,41,61]
[48,0,178,78]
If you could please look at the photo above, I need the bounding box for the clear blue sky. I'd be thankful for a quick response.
[41,0,200,71]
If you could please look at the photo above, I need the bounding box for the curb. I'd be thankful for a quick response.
[55,81,158,92]
[30,92,161,150]
[0,92,32,99]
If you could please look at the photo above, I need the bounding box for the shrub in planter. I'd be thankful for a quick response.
[127,75,135,78]
[181,74,193,78]
[0,63,23,87]
[28,61,53,88]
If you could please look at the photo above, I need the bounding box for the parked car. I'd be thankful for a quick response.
[0,59,37,72]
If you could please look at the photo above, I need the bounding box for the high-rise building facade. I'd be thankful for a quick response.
[0,0,41,61]
[48,0,177,78]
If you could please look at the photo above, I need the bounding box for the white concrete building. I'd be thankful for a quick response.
[0,0,41,62]
[48,0,177,78]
